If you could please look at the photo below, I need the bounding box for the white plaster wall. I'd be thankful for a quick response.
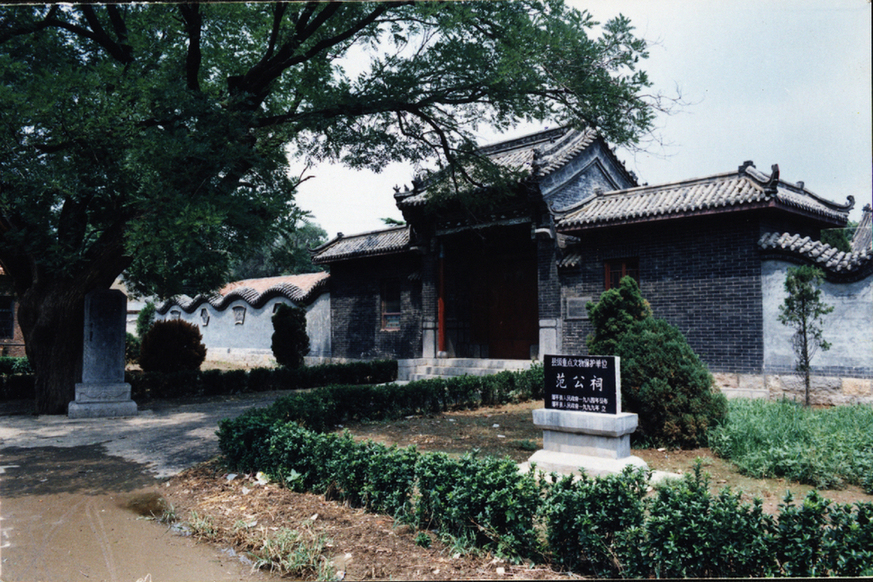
[159,292,331,363]
[306,293,331,358]
[762,260,873,373]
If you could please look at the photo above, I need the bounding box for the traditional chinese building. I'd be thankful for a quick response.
[312,126,872,400]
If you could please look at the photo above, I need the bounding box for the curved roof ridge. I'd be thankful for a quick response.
[759,231,872,281]
[156,274,329,315]
[557,163,851,230]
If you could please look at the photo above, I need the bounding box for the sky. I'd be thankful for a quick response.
[293,0,872,240]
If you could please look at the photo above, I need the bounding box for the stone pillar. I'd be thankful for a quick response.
[68,289,137,418]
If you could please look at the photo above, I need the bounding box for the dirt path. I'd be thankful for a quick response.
[0,393,290,582]
[0,446,275,582]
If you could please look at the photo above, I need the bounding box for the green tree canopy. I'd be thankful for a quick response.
[1,2,660,413]
[229,218,328,281]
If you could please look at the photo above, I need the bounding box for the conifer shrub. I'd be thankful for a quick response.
[586,276,727,447]
[586,276,652,356]
[617,318,727,447]
[138,319,207,373]
[271,304,309,369]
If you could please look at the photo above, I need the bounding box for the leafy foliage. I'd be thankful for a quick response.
[271,304,310,370]
[230,220,328,281]
[138,319,206,374]
[820,222,857,253]
[541,466,649,576]
[125,332,140,365]
[778,265,834,406]
[0,356,32,376]
[135,302,156,339]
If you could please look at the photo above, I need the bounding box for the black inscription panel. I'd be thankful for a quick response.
[544,355,620,414]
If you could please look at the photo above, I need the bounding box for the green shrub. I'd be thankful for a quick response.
[127,369,201,400]
[271,304,310,370]
[138,319,207,373]
[541,466,649,577]
[585,277,725,447]
[0,356,33,376]
[617,318,727,447]
[586,276,651,356]
[219,394,873,575]
[136,301,156,338]
[618,463,777,578]
[414,451,541,559]
[125,332,141,364]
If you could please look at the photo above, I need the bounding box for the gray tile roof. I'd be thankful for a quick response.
[156,272,330,314]
[557,162,853,230]
[396,126,634,208]
[759,232,872,279]
[311,226,411,264]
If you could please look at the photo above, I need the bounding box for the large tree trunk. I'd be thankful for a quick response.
[17,282,86,415]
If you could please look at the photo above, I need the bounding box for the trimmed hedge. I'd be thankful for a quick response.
[218,375,873,576]
[126,360,399,402]
[0,359,399,403]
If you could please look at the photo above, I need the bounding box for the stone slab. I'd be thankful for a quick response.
[74,383,132,403]
[532,408,638,437]
[542,430,631,459]
[525,449,648,478]
[81,289,128,384]
[68,399,138,419]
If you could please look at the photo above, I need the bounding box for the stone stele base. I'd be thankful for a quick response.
[526,408,647,477]
[68,383,138,419]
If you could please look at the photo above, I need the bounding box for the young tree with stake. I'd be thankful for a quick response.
[778,265,834,407]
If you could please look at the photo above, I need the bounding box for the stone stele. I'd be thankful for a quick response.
[68,289,137,419]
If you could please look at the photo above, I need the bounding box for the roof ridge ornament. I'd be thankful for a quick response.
[738,160,755,174]
[766,164,780,194]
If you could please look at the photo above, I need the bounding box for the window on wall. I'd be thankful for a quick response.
[604,258,639,290]
[381,279,401,331]
[0,297,14,339]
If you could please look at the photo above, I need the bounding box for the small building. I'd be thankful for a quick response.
[156,272,330,367]
[312,126,872,402]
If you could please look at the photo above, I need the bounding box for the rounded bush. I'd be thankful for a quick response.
[271,303,309,369]
[616,317,727,447]
[138,319,207,373]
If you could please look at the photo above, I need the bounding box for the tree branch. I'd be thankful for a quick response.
[77,5,133,64]
[179,4,202,92]
[0,6,58,44]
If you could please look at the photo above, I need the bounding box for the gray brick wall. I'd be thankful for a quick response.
[329,254,422,360]
[559,214,766,374]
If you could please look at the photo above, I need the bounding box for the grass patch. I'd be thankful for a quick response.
[709,399,873,493]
